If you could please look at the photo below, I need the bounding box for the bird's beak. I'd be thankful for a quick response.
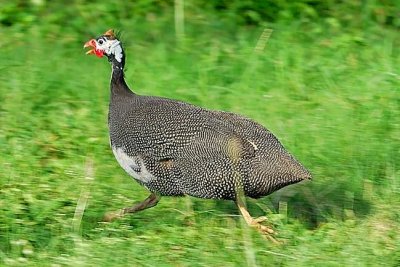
[84,39,96,55]
[84,39,104,57]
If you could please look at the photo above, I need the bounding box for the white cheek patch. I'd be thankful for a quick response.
[108,40,123,62]
[112,43,123,62]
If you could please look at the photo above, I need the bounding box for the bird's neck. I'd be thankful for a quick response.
[110,57,133,97]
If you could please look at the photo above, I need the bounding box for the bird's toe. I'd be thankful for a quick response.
[103,209,124,222]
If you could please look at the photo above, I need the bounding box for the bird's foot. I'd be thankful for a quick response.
[235,191,280,243]
[247,216,281,244]
[253,216,268,224]
[249,216,274,234]
[103,209,124,222]
[102,193,160,222]
[251,221,280,244]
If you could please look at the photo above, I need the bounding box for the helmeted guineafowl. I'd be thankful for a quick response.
[84,29,312,236]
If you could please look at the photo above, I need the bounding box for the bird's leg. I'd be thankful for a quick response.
[103,193,160,222]
[235,187,276,238]
[229,150,277,241]
[235,196,274,234]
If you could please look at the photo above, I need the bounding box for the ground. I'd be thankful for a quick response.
[0,18,399,266]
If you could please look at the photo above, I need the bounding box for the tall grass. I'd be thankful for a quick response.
[0,19,399,266]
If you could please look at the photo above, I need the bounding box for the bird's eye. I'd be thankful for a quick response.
[98,39,104,45]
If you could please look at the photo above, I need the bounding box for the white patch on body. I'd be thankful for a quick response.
[112,147,155,183]
[247,140,258,151]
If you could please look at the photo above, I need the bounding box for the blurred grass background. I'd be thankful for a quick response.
[0,0,399,266]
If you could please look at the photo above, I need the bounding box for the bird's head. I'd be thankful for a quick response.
[84,29,123,63]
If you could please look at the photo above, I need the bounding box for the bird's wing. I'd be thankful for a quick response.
[142,110,257,162]
[120,97,258,161]
[209,110,283,151]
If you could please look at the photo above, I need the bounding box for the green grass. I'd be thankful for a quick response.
[1,20,399,266]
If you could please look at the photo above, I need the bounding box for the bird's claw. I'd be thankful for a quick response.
[251,222,281,244]
[250,220,274,234]
[103,209,124,222]
[253,216,268,224]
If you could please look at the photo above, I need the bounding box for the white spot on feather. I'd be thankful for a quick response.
[112,147,155,183]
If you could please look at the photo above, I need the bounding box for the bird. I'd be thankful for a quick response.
[84,29,312,237]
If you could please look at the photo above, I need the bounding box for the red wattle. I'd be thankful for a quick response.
[95,49,104,58]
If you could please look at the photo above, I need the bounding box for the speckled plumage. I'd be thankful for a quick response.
[92,32,312,201]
